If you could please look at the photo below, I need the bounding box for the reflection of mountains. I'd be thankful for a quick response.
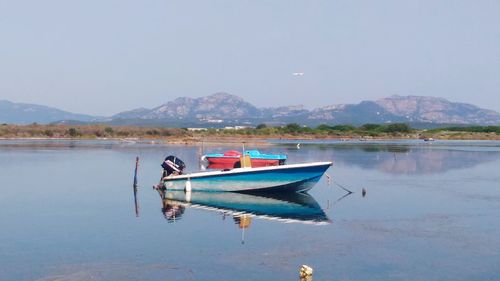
[158,190,330,225]
[331,145,500,174]
[350,148,500,174]
[385,151,499,175]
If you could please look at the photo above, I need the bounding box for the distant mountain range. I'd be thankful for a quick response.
[2,93,499,126]
[109,93,500,126]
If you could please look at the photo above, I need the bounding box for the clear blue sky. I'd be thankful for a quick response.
[1,0,499,115]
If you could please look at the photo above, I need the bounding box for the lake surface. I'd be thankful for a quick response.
[1,139,500,281]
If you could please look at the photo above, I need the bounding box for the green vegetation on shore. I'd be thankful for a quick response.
[0,123,498,140]
[229,123,413,137]
[426,126,500,134]
[0,124,186,139]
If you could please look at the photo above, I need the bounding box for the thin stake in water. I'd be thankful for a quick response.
[133,156,139,217]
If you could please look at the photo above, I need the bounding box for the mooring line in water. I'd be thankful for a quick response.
[325,173,354,194]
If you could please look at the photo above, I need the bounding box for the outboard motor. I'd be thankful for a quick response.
[162,155,186,177]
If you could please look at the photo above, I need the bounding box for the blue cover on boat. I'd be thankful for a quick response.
[244,150,287,160]
[204,150,286,160]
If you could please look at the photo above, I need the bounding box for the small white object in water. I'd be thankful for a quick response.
[297,143,301,149]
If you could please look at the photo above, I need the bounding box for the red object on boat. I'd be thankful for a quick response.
[223,150,242,157]
[205,150,279,168]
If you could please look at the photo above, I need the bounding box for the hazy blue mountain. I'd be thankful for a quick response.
[260,105,310,119]
[112,92,261,120]
[308,101,406,124]
[0,100,98,125]
[375,95,500,125]
[110,108,152,120]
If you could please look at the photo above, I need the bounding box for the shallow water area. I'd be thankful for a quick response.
[1,139,500,281]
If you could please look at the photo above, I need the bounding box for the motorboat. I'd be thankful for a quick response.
[160,155,332,193]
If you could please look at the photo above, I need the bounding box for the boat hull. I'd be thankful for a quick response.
[163,162,332,192]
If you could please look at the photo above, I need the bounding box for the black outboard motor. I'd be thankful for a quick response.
[161,155,186,177]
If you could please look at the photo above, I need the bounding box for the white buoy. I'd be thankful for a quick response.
[185,178,192,192]
[185,190,192,202]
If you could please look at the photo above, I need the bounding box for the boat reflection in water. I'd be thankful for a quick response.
[157,189,331,226]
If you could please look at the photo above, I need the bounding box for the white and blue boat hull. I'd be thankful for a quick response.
[162,162,332,192]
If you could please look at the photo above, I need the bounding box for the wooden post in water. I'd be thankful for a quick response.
[198,141,205,170]
[133,156,139,217]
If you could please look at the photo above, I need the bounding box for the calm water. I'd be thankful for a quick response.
[1,139,500,281]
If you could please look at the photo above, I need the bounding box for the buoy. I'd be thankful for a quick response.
[185,190,192,202]
[299,264,313,279]
[185,178,192,192]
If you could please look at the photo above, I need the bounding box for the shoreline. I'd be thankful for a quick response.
[1,135,499,145]
[1,124,499,143]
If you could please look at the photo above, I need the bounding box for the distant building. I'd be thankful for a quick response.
[198,117,224,123]
[224,126,253,130]
[207,119,223,123]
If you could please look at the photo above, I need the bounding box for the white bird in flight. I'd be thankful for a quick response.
[292,72,304,76]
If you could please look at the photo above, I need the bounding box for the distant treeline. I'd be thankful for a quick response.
[0,123,498,139]
[0,124,186,138]
[243,123,413,136]
[427,126,500,134]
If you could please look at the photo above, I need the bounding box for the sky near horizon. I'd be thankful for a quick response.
[1,0,499,115]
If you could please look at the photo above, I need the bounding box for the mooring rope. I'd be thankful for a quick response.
[325,173,354,194]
